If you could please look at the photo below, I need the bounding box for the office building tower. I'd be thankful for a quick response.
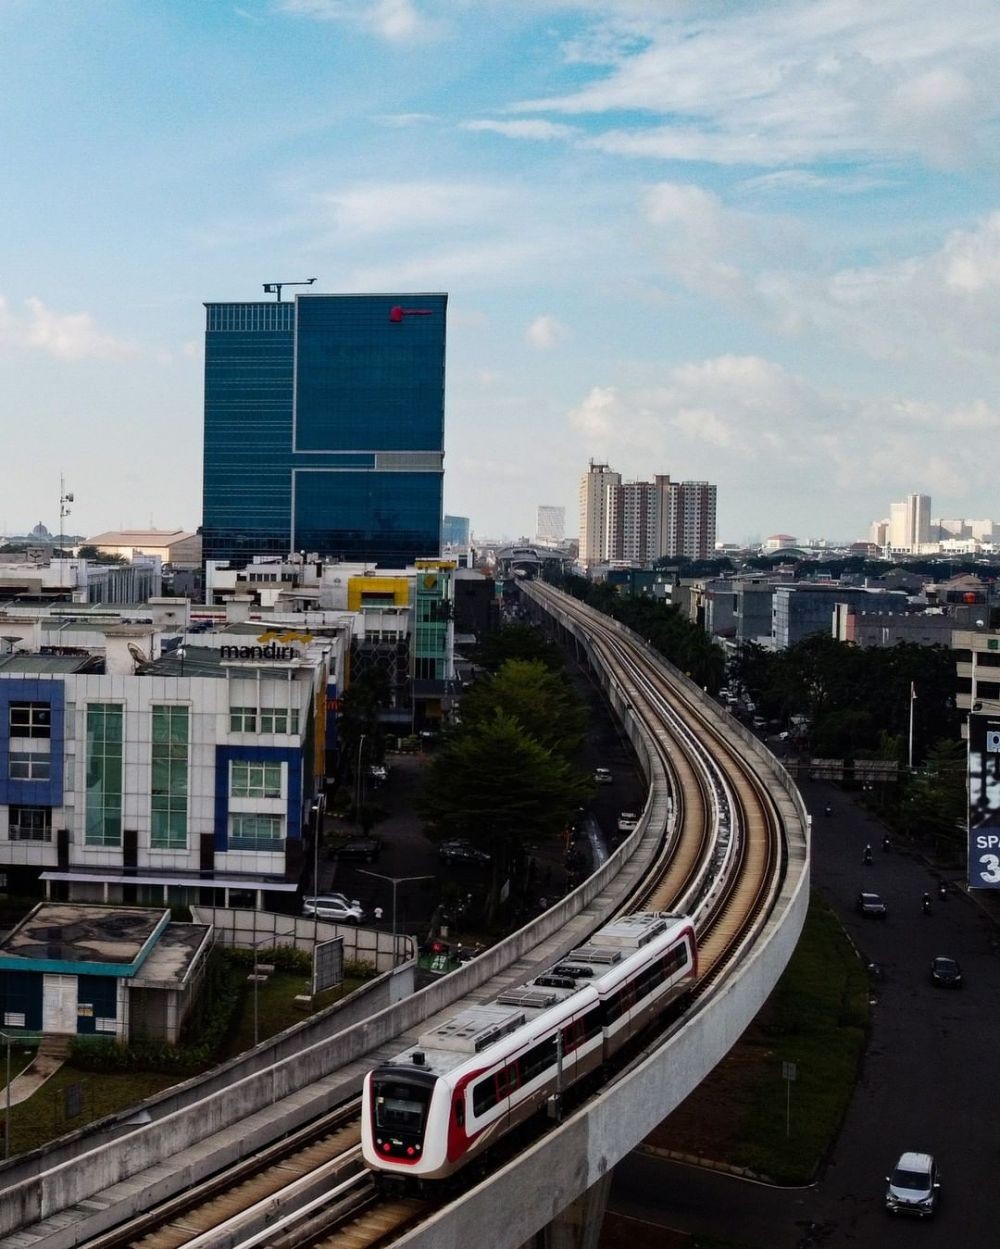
[578,461,621,565]
[535,505,566,546]
[888,493,931,552]
[202,293,447,568]
[442,515,470,547]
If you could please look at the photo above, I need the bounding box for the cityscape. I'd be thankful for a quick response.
[1,3,998,1249]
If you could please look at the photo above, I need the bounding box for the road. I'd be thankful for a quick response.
[606,779,1000,1248]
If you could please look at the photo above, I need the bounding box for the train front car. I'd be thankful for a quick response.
[362,1060,448,1176]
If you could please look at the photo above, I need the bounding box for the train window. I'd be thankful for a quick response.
[605,989,627,1024]
[473,1074,500,1116]
[584,1008,602,1041]
[522,1036,558,1083]
[453,1095,465,1128]
[374,1081,431,1132]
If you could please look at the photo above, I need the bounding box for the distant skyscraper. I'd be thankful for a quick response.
[579,461,620,565]
[654,476,717,560]
[442,514,470,546]
[606,480,657,562]
[535,505,565,545]
[202,293,446,568]
[888,493,930,552]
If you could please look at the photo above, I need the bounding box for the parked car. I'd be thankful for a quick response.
[930,956,963,988]
[438,838,490,866]
[594,767,613,785]
[856,890,887,919]
[885,1151,940,1217]
[367,764,389,785]
[302,894,365,923]
[617,811,639,833]
[332,836,382,863]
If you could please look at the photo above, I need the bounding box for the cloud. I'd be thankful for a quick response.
[565,353,1000,536]
[315,180,510,238]
[277,0,441,42]
[375,113,436,128]
[640,182,754,304]
[515,1,1000,170]
[526,315,569,349]
[0,296,136,361]
[463,119,578,141]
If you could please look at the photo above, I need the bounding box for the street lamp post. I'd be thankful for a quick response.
[357,870,433,961]
[355,734,367,827]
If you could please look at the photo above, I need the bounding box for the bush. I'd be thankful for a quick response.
[224,945,311,973]
[343,959,379,980]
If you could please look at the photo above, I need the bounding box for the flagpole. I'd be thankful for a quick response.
[908,682,915,771]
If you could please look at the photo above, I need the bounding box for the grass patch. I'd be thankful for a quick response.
[220,970,371,1058]
[647,892,869,1184]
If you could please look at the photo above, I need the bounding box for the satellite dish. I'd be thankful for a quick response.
[127,642,150,671]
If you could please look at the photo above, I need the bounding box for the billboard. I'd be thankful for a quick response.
[967,713,1000,888]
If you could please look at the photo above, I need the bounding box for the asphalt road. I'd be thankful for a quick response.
[607,778,1000,1248]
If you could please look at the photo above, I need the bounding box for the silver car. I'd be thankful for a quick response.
[885,1151,940,1217]
[302,894,365,923]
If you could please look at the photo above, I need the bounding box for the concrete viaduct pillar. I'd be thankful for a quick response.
[521,1170,614,1249]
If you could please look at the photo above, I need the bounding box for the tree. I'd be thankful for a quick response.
[471,623,566,673]
[458,659,588,762]
[418,710,592,924]
[901,738,967,858]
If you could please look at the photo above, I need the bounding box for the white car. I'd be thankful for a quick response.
[302,894,365,923]
[885,1151,940,1217]
[594,767,613,785]
[617,811,639,833]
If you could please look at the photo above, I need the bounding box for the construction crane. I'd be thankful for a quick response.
[262,278,317,302]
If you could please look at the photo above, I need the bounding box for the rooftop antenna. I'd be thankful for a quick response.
[59,475,74,587]
[262,278,317,302]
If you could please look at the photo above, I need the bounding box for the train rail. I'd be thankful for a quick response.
[61,584,803,1249]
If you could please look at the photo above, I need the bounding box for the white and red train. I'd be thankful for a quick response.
[361,911,697,1181]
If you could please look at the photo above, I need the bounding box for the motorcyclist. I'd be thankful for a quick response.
[863,844,873,865]
[882,835,891,852]
[922,892,932,914]
[937,881,948,900]
[824,803,832,817]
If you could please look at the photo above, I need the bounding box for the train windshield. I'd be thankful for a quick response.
[373,1079,432,1133]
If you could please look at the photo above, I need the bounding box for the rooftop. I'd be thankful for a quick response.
[0,903,168,975]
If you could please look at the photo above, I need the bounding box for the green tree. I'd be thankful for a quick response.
[418,710,592,923]
[901,738,967,857]
[471,623,566,673]
[458,659,588,762]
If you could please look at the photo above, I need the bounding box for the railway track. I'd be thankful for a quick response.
[70,584,800,1249]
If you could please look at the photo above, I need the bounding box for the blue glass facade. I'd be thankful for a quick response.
[203,294,446,567]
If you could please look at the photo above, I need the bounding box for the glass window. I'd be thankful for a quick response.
[9,806,52,841]
[259,707,300,734]
[151,706,189,850]
[9,752,50,780]
[9,702,51,739]
[229,813,283,851]
[229,706,257,732]
[86,704,123,847]
[230,760,282,798]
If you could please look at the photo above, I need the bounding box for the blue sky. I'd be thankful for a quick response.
[2,0,999,545]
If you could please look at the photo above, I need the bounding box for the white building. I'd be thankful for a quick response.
[888,494,931,552]
[0,630,339,910]
[535,505,566,546]
[578,461,621,566]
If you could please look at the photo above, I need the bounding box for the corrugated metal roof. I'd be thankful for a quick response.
[0,653,92,673]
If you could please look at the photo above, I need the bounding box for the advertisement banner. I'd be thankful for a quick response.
[968,713,1000,888]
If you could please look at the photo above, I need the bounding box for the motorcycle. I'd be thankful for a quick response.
[863,846,873,866]
[824,803,832,817]
[937,882,948,901]
[882,836,891,853]
[922,894,932,916]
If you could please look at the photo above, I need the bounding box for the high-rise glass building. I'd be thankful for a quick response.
[202,293,447,567]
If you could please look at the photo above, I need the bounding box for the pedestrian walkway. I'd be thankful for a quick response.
[0,1038,67,1107]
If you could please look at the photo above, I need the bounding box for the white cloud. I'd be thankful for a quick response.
[375,113,436,128]
[526,314,569,349]
[315,180,509,238]
[516,1,1000,170]
[566,354,1000,535]
[278,0,440,42]
[0,296,136,361]
[463,119,578,141]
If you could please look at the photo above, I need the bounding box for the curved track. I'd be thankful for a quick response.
[63,585,806,1249]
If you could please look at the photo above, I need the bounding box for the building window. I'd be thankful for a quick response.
[151,706,189,850]
[9,752,50,780]
[230,760,282,799]
[9,702,51,739]
[229,813,283,852]
[259,708,300,735]
[229,706,257,732]
[9,806,52,841]
[86,704,123,847]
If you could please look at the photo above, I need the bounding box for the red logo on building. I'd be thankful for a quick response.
[389,306,433,322]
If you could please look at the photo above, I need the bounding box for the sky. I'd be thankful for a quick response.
[2,0,999,547]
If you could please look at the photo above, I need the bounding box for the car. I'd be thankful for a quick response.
[594,767,613,785]
[438,838,490,866]
[367,763,389,785]
[885,1151,940,1217]
[930,956,963,988]
[752,716,767,729]
[617,811,639,833]
[856,890,887,919]
[332,836,382,863]
[302,895,365,923]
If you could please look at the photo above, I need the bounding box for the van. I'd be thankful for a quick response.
[885,1151,939,1217]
